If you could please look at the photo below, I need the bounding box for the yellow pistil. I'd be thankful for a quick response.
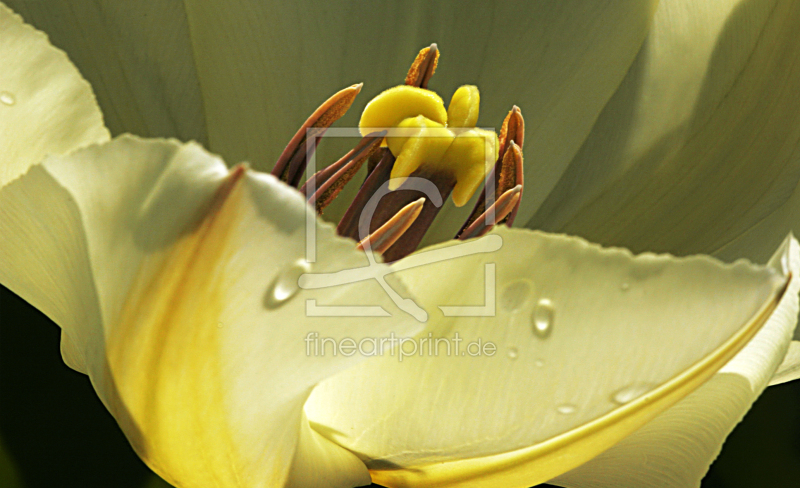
[359,84,498,207]
[447,85,480,127]
[359,85,447,134]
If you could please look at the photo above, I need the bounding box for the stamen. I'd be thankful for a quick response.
[458,185,522,240]
[272,83,362,187]
[405,43,439,89]
[498,105,525,156]
[497,141,524,226]
[358,44,440,184]
[372,168,456,263]
[458,107,525,237]
[367,148,386,175]
[337,150,396,240]
[301,131,385,212]
[277,44,524,263]
[356,197,425,254]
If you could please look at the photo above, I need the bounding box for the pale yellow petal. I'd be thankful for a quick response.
[4,0,206,143]
[552,235,800,488]
[0,3,108,187]
[0,136,423,487]
[769,341,800,386]
[307,227,789,487]
[529,0,800,259]
[0,166,101,375]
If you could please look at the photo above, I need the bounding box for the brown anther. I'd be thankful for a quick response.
[458,137,525,238]
[378,169,456,263]
[496,142,524,226]
[405,43,439,89]
[337,150,396,240]
[356,198,425,254]
[272,83,363,187]
[498,105,525,154]
[458,185,522,240]
[303,132,385,213]
[498,105,525,158]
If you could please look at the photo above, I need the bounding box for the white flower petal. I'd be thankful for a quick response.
[528,0,800,258]
[0,136,423,487]
[0,3,108,187]
[3,0,207,143]
[307,227,792,487]
[551,235,800,488]
[770,341,800,385]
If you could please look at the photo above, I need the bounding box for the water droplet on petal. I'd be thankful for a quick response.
[531,298,554,338]
[265,259,311,309]
[0,91,16,106]
[556,403,577,415]
[507,347,519,359]
[611,383,656,405]
[620,282,630,291]
[534,359,545,368]
[500,280,532,311]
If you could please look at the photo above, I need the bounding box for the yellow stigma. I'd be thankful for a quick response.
[359,85,447,135]
[447,85,480,127]
[359,84,497,207]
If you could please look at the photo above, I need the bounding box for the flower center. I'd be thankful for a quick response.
[271,43,525,262]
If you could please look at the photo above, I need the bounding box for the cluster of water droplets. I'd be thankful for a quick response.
[500,279,555,342]
[497,276,653,416]
[610,383,656,405]
[263,259,654,415]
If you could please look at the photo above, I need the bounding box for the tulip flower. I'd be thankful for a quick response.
[2,1,800,488]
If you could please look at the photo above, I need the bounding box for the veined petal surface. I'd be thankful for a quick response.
[307,227,793,487]
[0,3,108,187]
[529,0,800,258]
[0,136,422,488]
[552,236,800,488]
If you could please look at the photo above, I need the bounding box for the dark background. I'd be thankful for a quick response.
[2,284,800,488]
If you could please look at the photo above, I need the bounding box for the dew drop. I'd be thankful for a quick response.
[507,347,519,359]
[264,259,311,309]
[620,282,630,291]
[556,403,577,415]
[534,359,545,368]
[611,383,655,405]
[0,91,15,106]
[500,280,532,312]
[531,298,554,338]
